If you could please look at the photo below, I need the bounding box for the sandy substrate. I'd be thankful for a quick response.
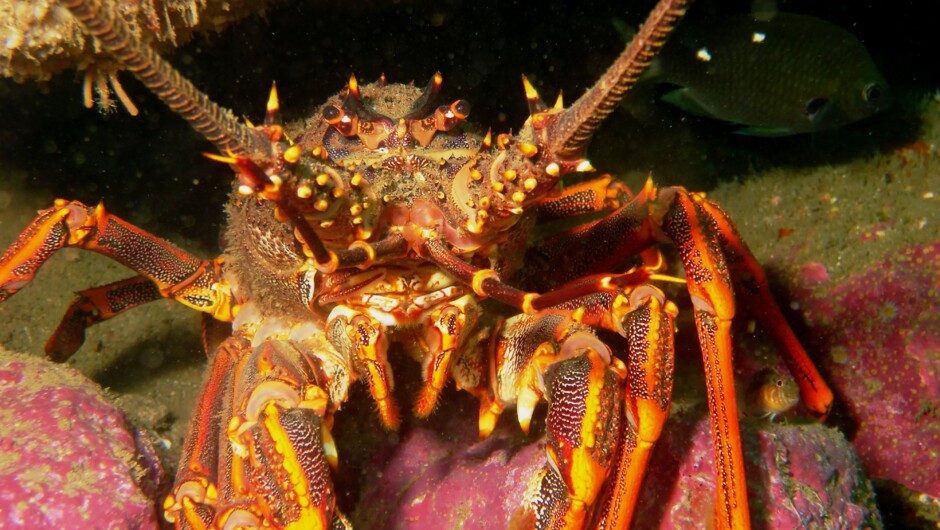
[0,1,937,526]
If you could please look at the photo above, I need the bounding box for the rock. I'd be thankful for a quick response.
[792,242,940,498]
[633,411,882,529]
[352,409,880,528]
[0,347,165,529]
[355,428,543,528]
[0,0,274,84]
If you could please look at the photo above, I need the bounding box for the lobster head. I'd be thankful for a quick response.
[254,71,599,266]
[189,1,685,275]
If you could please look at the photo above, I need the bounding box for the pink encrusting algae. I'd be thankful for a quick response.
[790,242,940,498]
[0,347,165,529]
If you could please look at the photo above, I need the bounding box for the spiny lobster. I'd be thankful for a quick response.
[0,0,834,528]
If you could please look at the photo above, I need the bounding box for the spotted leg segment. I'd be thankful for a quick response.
[165,331,350,530]
[596,286,677,528]
[657,187,751,530]
[0,199,234,333]
[696,196,834,419]
[534,175,631,224]
[488,308,628,528]
[45,274,162,361]
[495,313,625,529]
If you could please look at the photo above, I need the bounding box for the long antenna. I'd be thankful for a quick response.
[62,0,273,162]
[548,0,689,159]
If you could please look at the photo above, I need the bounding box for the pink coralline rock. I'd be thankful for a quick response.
[790,243,940,497]
[353,413,878,529]
[0,347,165,529]
[632,412,880,530]
[355,428,544,529]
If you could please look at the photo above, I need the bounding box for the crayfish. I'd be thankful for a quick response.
[0,0,833,528]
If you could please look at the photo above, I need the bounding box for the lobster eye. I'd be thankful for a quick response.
[323,104,358,136]
[453,99,471,118]
[323,105,343,123]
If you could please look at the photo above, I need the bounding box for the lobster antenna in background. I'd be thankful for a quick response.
[548,0,689,159]
[60,0,343,269]
[61,0,274,163]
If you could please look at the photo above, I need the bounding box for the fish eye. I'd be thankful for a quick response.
[864,83,883,103]
[805,97,829,120]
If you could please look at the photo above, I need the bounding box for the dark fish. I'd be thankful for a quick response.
[630,13,891,136]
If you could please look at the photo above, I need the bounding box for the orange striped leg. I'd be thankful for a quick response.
[521,340,624,529]
[222,340,338,529]
[326,305,399,429]
[660,187,751,530]
[0,199,233,319]
[415,295,479,417]
[164,333,245,529]
[166,334,344,529]
[698,197,834,419]
[45,275,161,361]
[596,285,677,528]
[491,312,624,529]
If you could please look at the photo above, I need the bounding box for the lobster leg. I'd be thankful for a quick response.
[164,333,245,529]
[522,181,662,291]
[525,348,624,529]
[521,182,822,529]
[166,331,348,529]
[658,187,750,530]
[596,285,677,528]
[45,274,162,361]
[223,339,338,529]
[0,199,233,321]
[326,306,400,429]
[696,197,834,419]
[520,184,760,529]
[325,296,481,425]
[534,175,631,223]
[492,312,625,529]
[415,294,480,417]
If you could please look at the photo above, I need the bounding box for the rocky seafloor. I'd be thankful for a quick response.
[0,0,938,528]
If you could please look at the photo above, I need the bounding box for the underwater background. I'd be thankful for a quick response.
[0,0,938,527]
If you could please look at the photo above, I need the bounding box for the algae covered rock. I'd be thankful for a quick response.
[633,412,882,529]
[355,428,543,528]
[1,0,272,84]
[0,347,165,529]
[793,242,940,499]
[352,411,879,528]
